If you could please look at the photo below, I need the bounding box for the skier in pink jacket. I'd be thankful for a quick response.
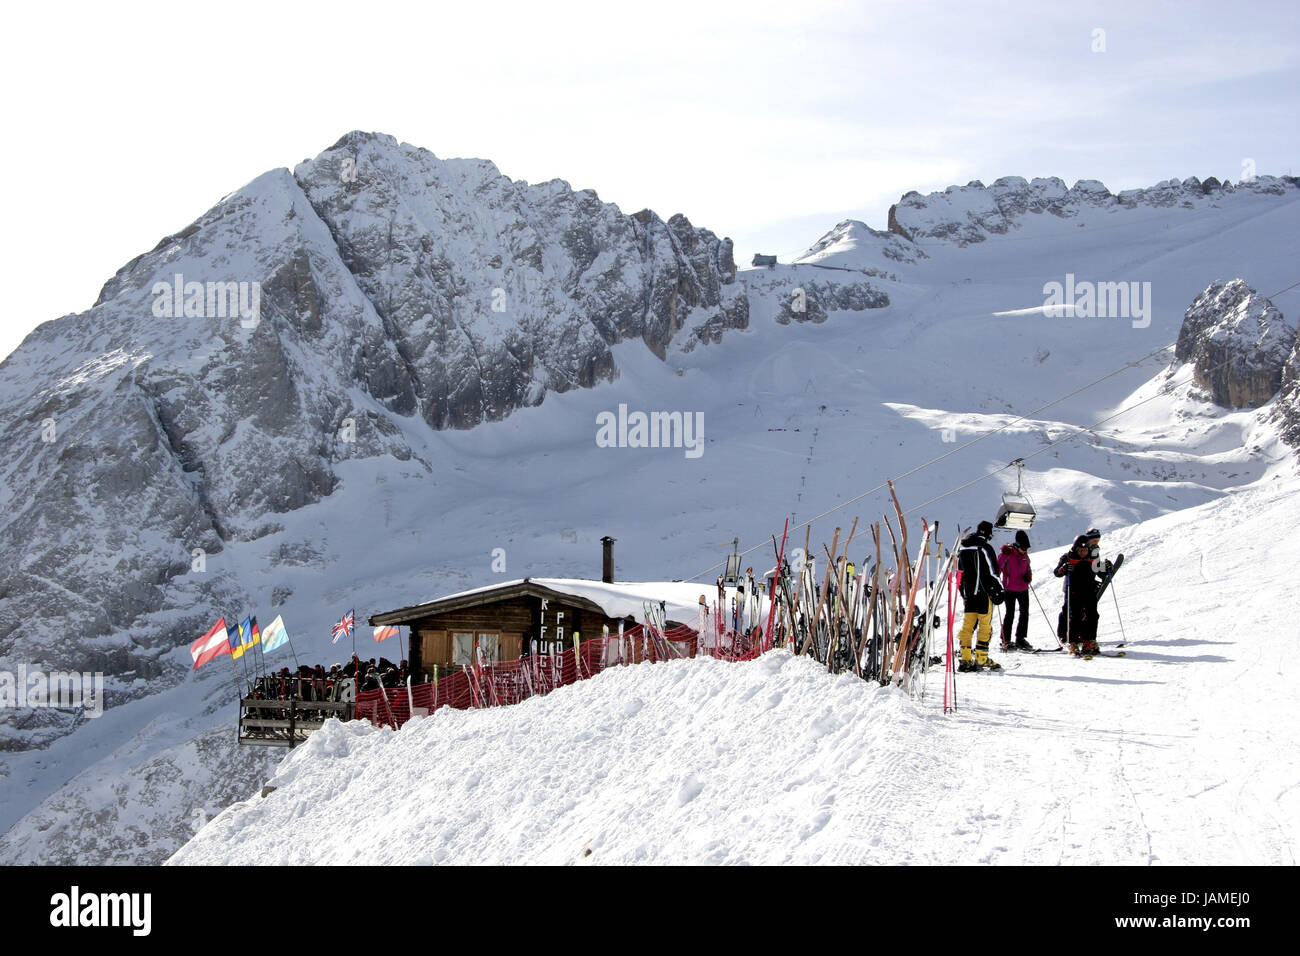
[997,529,1034,652]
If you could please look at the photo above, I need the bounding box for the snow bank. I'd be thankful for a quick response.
[171,653,924,865]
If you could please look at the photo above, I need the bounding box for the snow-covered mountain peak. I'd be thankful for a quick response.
[793,219,926,272]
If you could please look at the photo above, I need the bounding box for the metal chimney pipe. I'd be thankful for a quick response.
[601,536,616,584]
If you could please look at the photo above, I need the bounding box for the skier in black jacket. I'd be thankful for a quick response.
[957,520,1004,671]
[1054,535,1103,655]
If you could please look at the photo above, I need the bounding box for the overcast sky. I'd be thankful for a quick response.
[1,0,1295,360]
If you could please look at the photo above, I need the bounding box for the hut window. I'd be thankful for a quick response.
[452,632,475,666]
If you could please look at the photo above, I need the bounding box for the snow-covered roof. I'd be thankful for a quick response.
[531,578,767,622]
[371,577,769,626]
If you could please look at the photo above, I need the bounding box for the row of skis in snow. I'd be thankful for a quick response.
[756,481,961,695]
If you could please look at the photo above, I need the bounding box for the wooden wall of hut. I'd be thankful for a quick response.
[408,594,625,680]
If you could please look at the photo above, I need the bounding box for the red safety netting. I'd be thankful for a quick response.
[355,622,763,729]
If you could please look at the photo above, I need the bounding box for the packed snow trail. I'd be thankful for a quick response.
[170,480,1300,866]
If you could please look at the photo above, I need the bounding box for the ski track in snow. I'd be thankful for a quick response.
[169,480,1300,866]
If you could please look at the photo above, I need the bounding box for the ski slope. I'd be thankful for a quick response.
[170,477,1300,866]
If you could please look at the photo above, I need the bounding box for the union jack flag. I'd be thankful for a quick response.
[331,608,354,644]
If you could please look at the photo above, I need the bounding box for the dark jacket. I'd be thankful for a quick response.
[1053,551,1073,578]
[958,532,1003,613]
[1058,553,1101,619]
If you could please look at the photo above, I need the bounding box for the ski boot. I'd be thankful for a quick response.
[957,659,978,673]
[1013,638,1034,652]
[1069,642,1085,657]
[1000,640,1013,654]
[1083,640,1101,657]
[974,641,1000,671]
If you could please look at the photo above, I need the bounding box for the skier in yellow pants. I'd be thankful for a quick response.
[956,520,1004,672]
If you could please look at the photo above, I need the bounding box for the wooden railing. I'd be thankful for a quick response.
[237,697,355,748]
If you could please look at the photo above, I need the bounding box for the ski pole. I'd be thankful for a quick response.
[1110,582,1129,645]
[1029,584,1061,648]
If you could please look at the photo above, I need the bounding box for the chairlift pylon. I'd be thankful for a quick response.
[994,458,1037,531]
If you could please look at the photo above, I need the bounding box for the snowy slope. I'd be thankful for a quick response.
[169,477,1300,866]
[2,144,1297,864]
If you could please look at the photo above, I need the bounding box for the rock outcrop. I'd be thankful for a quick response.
[1270,333,1300,447]
[1174,279,1296,409]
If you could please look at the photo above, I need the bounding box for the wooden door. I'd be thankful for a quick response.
[419,630,449,674]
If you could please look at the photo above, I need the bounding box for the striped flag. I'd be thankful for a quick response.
[233,615,261,660]
[331,608,354,645]
[191,618,231,669]
[261,615,290,654]
[373,624,400,642]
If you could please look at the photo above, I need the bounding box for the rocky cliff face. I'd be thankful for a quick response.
[1173,279,1295,409]
[1270,330,1300,447]
[293,133,749,428]
[886,175,1300,246]
[0,724,280,864]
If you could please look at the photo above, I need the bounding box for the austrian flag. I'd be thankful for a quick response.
[191,618,231,669]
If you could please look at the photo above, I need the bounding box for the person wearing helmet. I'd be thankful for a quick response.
[1054,535,1103,655]
[997,529,1034,652]
[957,520,1005,671]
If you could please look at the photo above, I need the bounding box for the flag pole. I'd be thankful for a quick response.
[253,615,267,684]
[215,618,244,731]
[237,616,252,694]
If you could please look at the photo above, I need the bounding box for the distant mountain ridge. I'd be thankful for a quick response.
[884,173,1298,246]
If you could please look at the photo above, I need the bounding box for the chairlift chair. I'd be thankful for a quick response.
[723,538,742,586]
[994,459,1037,530]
